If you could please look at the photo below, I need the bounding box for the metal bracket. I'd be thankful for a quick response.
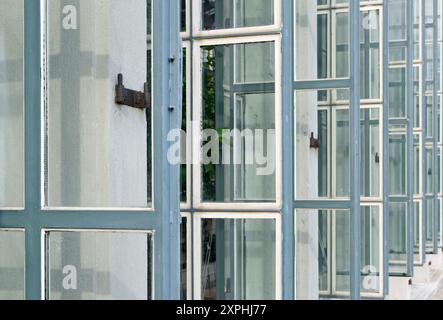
[310,132,320,149]
[115,73,150,109]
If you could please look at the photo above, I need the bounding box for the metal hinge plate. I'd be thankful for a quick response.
[115,73,150,109]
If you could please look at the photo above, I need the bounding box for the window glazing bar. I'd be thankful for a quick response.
[293,200,352,210]
[407,0,416,277]
[293,78,351,90]
[382,0,389,294]
[350,0,361,300]
[420,0,428,262]
[24,0,41,300]
[432,0,439,254]
[281,0,294,300]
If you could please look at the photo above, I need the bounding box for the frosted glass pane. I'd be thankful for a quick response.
[45,0,150,208]
[0,0,24,208]
[0,230,25,300]
[47,230,152,300]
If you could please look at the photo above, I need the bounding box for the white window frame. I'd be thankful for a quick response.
[192,0,281,39]
[180,42,192,210]
[192,212,282,300]
[192,35,282,211]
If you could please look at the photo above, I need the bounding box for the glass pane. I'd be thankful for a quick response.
[335,108,350,197]
[334,211,350,293]
[201,218,276,300]
[413,0,421,60]
[426,147,434,194]
[388,133,407,196]
[413,201,422,264]
[181,0,186,32]
[414,134,421,195]
[360,10,381,100]
[296,207,382,299]
[425,95,434,138]
[388,202,408,274]
[361,206,382,295]
[202,0,274,30]
[389,67,407,118]
[181,217,188,300]
[360,108,381,198]
[45,0,150,208]
[413,66,421,129]
[295,89,353,200]
[389,0,407,42]
[201,42,276,203]
[0,230,25,300]
[181,48,188,203]
[294,1,350,81]
[46,230,153,300]
[0,0,24,208]
[426,199,435,252]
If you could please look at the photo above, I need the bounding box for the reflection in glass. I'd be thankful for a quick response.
[426,148,434,194]
[335,109,350,197]
[360,109,381,198]
[388,133,407,196]
[294,1,350,81]
[361,206,381,295]
[201,43,276,202]
[201,219,276,300]
[47,231,153,300]
[389,67,407,118]
[388,203,407,274]
[181,217,188,300]
[360,10,381,100]
[0,0,24,208]
[296,207,382,299]
[202,0,274,30]
[413,201,422,263]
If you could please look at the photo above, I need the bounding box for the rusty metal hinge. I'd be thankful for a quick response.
[310,132,320,149]
[115,73,150,109]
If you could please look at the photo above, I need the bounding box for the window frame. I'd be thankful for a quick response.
[192,35,282,211]
[191,0,282,39]
[192,212,282,300]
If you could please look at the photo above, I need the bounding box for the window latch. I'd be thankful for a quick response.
[310,132,320,149]
[115,73,150,109]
